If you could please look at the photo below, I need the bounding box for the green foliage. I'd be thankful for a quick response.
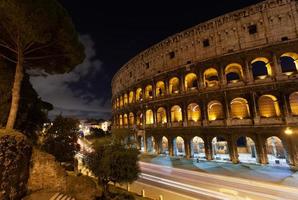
[41,115,80,163]
[84,141,140,198]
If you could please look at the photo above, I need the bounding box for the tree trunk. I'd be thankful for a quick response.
[6,47,24,129]
[101,180,110,199]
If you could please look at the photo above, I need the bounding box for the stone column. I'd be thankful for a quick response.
[143,133,148,153]
[255,134,268,164]
[272,52,282,78]
[182,103,188,127]
[154,138,159,155]
[204,135,213,160]
[224,92,231,125]
[199,70,205,88]
[220,66,226,85]
[153,107,157,128]
[142,110,146,129]
[282,94,290,118]
[152,81,156,99]
[228,135,239,164]
[244,58,253,83]
[251,92,260,124]
[202,101,208,126]
[180,74,185,93]
[165,79,170,95]
[167,107,172,128]
[168,137,174,156]
[185,139,191,159]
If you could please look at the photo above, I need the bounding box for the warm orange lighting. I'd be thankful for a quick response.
[285,127,293,135]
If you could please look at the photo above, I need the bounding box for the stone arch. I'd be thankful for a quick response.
[212,136,230,162]
[185,73,198,91]
[236,136,257,164]
[169,77,180,94]
[156,81,165,97]
[129,91,134,103]
[230,97,250,119]
[280,52,298,75]
[157,107,167,124]
[160,136,169,155]
[191,136,205,159]
[289,92,298,116]
[251,57,272,80]
[129,112,134,126]
[145,109,154,124]
[173,136,185,157]
[171,105,182,122]
[207,100,224,121]
[145,85,153,100]
[203,68,219,87]
[258,95,281,118]
[225,63,243,83]
[266,136,289,167]
[147,136,156,153]
[187,103,201,122]
[136,88,143,102]
[123,114,128,125]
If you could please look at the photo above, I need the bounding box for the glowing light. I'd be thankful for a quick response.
[285,127,293,135]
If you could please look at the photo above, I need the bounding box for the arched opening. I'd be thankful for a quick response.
[266,136,288,167]
[160,136,169,155]
[230,98,250,119]
[187,103,201,122]
[169,77,180,94]
[203,68,219,87]
[136,112,143,127]
[280,52,298,75]
[156,81,165,97]
[191,136,205,159]
[123,114,128,125]
[225,63,243,83]
[145,109,154,125]
[171,105,182,122]
[185,73,198,91]
[145,85,153,100]
[119,114,123,126]
[289,92,298,116]
[258,95,281,118]
[147,136,156,154]
[212,136,230,162]
[156,107,167,124]
[236,136,257,164]
[136,88,143,102]
[251,57,272,80]
[120,96,124,107]
[208,100,224,121]
[124,93,128,105]
[129,112,134,126]
[116,98,120,108]
[129,91,134,103]
[173,136,185,157]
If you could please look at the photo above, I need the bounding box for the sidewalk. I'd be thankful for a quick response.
[140,154,298,187]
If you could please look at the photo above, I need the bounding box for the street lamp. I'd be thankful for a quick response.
[284,127,293,136]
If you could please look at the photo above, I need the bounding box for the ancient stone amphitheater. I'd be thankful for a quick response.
[112,0,298,168]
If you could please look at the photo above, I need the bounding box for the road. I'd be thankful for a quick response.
[136,162,298,200]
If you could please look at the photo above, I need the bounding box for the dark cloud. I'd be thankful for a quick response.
[30,35,111,119]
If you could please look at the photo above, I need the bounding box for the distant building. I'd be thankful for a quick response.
[79,119,111,136]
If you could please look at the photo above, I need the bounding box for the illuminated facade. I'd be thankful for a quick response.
[112,0,298,168]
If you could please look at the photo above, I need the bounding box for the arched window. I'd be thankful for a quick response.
[157,107,167,124]
[119,114,123,126]
[124,93,128,105]
[129,112,134,126]
[123,114,128,125]
[225,63,243,83]
[146,109,154,124]
[120,96,124,107]
[251,57,272,80]
[116,98,120,108]
[208,100,224,121]
[289,92,298,116]
[145,85,153,100]
[187,103,201,122]
[258,95,280,117]
[230,98,250,119]
[280,52,298,75]
[171,105,182,122]
[185,73,198,91]
[156,81,165,97]
[203,68,219,87]
[129,91,134,103]
[136,88,143,102]
[136,112,143,126]
[169,77,180,94]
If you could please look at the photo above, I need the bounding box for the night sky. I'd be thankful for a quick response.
[30,0,263,120]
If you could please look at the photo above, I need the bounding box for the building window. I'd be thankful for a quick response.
[145,62,150,69]
[169,51,175,59]
[203,39,210,47]
[248,24,257,35]
[129,71,132,77]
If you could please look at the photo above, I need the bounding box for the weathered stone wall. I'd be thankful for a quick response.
[0,130,32,200]
[27,148,67,193]
[112,0,298,96]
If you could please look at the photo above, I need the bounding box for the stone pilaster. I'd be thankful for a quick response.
[255,134,268,164]
[204,135,213,160]
[228,135,239,164]
[184,139,191,159]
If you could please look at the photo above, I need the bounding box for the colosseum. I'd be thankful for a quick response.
[112,0,298,168]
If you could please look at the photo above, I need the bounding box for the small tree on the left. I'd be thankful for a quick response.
[0,0,85,129]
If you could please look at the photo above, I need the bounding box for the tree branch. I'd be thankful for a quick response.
[25,53,69,60]
[0,43,17,53]
[0,53,17,63]
[24,41,56,55]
